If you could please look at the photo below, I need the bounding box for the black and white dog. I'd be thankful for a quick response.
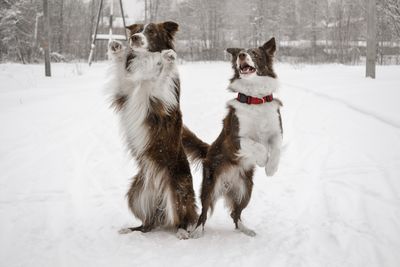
[107,22,197,239]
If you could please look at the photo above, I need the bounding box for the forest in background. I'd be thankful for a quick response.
[1,0,400,64]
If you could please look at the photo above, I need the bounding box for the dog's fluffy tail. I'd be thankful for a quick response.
[182,126,209,165]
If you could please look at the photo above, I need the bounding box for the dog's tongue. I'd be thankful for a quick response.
[242,67,252,73]
[241,66,254,74]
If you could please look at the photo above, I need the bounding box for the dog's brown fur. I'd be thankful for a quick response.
[126,100,198,231]
[115,22,198,236]
[183,38,281,236]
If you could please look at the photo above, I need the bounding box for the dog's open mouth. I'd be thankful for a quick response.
[239,63,256,75]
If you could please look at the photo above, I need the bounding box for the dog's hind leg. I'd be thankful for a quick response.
[119,172,156,235]
[227,172,256,237]
[229,200,256,237]
[190,165,217,238]
[169,158,198,240]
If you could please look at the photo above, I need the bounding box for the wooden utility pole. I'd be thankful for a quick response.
[42,0,51,77]
[366,0,377,78]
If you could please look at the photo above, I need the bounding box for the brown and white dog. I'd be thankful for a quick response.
[185,38,283,237]
[107,22,197,239]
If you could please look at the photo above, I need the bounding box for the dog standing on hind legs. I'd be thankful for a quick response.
[107,21,198,239]
[183,38,283,238]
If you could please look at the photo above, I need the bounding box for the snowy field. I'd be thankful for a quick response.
[1,61,400,267]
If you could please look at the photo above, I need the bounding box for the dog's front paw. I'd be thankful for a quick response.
[254,145,267,167]
[256,155,267,167]
[109,40,123,54]
[265,161,279,176]
[161,49,177,63]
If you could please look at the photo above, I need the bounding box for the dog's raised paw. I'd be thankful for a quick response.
[109,40,123,53]
[265,161,278,177]
[254,145,267,167]
[161,49,177,62]
[256,157,267,168]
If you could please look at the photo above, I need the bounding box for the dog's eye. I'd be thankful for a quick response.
[147,29,154,35]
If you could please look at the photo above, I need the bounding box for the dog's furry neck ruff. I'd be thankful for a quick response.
[228,75,280,98]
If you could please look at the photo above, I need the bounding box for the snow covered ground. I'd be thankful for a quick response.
[1,61,400,267]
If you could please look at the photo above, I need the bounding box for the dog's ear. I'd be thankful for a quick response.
[125,24,143,35]
[163,21,179,36]
[226,48,242,57]
[262,37,276,55]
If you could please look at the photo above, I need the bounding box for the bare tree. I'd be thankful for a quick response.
[1,0,399,64]
[42,0,51,76]
[380,0,400,38]
[58,0,64,53]
[311,0,318,62]
[366,0,377,78]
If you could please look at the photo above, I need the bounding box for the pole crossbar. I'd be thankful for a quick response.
[88,0,128,66]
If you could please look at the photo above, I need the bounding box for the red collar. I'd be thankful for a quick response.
[236,93,273,105]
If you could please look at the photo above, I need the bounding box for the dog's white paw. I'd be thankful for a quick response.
[239,139,267,167]
[189,226,204,239]
[176,228,190,240]
[265,161,278,176]
[238,228,257,237]
[237,221,256,237]
[161,49,177,62]
[109,40,123,54]
[118,228,133,234]
[254,145,267,167]
[256,156,267,167]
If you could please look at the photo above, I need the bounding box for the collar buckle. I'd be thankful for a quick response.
[237,93,249,104]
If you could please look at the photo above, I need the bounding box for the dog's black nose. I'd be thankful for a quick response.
[238,53,246,60]
[131,35,141,42]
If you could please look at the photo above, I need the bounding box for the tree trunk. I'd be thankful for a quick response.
[366,0,377,78]
[311,0,317,63]
[58,0,64,53]
[43,0,51,77]
[15,36,26,64]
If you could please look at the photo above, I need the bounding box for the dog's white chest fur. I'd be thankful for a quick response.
[120,81,152,157]
[116,51,179,157]
[225,74,282,176]
[230,100,281,144]
[229,99,282,173]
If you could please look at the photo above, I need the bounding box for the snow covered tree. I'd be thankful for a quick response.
[0,0,37,63]
[0,0,399,63]
[380,0,400,39]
